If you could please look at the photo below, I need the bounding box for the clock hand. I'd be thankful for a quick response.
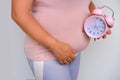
[96,26,101,31]
[94,18,100,30]
[95,18,100,26]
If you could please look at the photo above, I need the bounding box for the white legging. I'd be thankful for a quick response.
[27,52,81,80]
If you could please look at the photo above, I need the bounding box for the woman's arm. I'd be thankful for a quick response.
[11,0,58,50]
[11,0,75,64]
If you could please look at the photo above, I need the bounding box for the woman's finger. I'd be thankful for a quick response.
[63,60,69,64]
[59,58,70,64]
[102,35,106,39]
[67,57,72,63]
[97,37,100,40]
[59,60,64,64]
[106,30,111,35]
[69,54,75,61]
[108,25,113,28]
[94,38,96,41]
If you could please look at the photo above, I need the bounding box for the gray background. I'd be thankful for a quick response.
[0,0,120,80]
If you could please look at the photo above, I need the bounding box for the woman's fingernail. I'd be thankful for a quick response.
[103,35,106,39]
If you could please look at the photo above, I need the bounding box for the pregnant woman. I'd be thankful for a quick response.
[11,0,111,80]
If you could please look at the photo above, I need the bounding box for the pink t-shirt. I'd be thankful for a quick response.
[24,0,91,61]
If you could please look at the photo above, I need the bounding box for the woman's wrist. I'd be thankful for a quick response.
[43,35,60,52]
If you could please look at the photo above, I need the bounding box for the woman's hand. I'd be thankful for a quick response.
[101,29,112,39]
[94,27,112,41]
[49,40,76,65]
[11,0,75,65]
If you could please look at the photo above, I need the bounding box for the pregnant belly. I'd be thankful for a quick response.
[51,28,91,52]
[28,9,91,52]
[24,30,90,55]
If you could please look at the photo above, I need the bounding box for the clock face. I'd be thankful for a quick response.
[84,16,107,38]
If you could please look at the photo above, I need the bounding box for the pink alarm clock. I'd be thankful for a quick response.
[84,6,115,38]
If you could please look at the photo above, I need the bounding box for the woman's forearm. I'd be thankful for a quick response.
[11,12,58,50]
